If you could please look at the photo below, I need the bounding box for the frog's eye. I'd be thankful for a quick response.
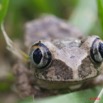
[30,42,52,69]
[90,38,103,63]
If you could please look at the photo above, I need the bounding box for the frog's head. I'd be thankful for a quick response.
[29,36,103,89]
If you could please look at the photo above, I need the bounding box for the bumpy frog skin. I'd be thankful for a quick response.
[13,15,103,97]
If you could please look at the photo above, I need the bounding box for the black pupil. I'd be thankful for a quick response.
[99,42,103,58]
[33,48,42,64]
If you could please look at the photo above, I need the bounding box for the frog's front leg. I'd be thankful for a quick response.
[13,61,34,97]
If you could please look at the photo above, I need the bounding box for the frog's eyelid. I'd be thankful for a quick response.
[1,23,29,62]
[90,38,103,63]
[99,42,103,58]
[30,43,52,69]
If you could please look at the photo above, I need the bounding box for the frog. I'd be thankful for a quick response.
[12,15,103,98]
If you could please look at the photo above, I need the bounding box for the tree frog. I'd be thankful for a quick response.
[4,15,103,98]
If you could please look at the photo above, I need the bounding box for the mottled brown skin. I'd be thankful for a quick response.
[13,15,103,98]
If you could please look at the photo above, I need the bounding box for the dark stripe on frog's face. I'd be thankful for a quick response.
[35,59,73,81]
[78,56,97,79]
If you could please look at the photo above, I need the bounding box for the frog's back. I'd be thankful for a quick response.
[24,15,82,47]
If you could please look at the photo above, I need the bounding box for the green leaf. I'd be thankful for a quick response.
[0,73,14,92]
[33,0,52,12]
[0,0,9,24]
[19,86,103,103]
[18,97,34,103]
[97,0,103,31]
[94,88,103,103]
[69,0,97,35]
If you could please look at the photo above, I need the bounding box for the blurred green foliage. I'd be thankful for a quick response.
[7,0,78,39]
[0,0,9,23]
[0,0,103,103]
[97,0,103,33]
[19,86,103,103]
[1,0,102,39]
[2,0,102,39]
[70,0,97,34]
[0,0,103,38]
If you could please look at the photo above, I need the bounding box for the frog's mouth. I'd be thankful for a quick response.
[35,77,94,90]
